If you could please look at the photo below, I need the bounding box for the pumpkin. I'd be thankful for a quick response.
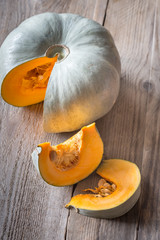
[32,123,103,186]
[66,159,141,218]
[0,13,121,133]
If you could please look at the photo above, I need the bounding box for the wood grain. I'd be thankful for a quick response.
[137,0,160,239]
[0,0,160,240]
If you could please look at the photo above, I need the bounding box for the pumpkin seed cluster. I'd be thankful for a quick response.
[49,131,82,171]
[84,178,116,197]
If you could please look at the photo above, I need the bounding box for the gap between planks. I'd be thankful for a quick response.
[64,184,77,240]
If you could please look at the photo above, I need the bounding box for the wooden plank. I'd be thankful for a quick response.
[66,0,159,240]
[137,0,160,239]
[0,0,108,240]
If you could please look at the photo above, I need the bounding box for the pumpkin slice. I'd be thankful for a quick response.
[1,56,57,106]
[65,159,141,218]
[32,123,103,186]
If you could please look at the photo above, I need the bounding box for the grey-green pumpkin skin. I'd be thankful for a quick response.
[0,13,121,133]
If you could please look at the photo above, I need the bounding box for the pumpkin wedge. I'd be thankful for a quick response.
[66,159,141,218]
[32,123,103,186]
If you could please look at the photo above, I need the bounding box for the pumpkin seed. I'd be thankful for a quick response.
[103,182,111,188]
[100,188,111,194]
[98,178,106,187]
[111,183,116,190]
[101,193,110,197]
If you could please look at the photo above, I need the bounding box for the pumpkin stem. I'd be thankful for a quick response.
[45,44,70,63]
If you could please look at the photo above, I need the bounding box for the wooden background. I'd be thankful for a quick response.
[0,0,160,239]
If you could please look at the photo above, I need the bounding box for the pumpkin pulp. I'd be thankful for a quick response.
[1,56,57,106]
[35,123,103,186]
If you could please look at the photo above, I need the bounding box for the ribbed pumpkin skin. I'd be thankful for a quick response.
[0,13,121,132]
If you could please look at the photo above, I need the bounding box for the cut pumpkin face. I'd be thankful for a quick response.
[32,123,103,186]
[1,56,57,106]
[66,159,141,218]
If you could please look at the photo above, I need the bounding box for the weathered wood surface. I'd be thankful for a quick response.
[0,0,159,240]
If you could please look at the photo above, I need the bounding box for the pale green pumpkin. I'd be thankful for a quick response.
[0,13,121,133]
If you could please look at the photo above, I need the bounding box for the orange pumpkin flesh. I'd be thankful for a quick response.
[1,56,57,106]
[35,123,103,186]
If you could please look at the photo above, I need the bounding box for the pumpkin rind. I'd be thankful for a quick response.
[66,159,141,219]
[68,186,141,219]
[0,13,121,132]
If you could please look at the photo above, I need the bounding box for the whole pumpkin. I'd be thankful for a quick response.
[0,13,121,132]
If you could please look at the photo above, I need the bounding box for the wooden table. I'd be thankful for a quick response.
[0,0,160,239]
